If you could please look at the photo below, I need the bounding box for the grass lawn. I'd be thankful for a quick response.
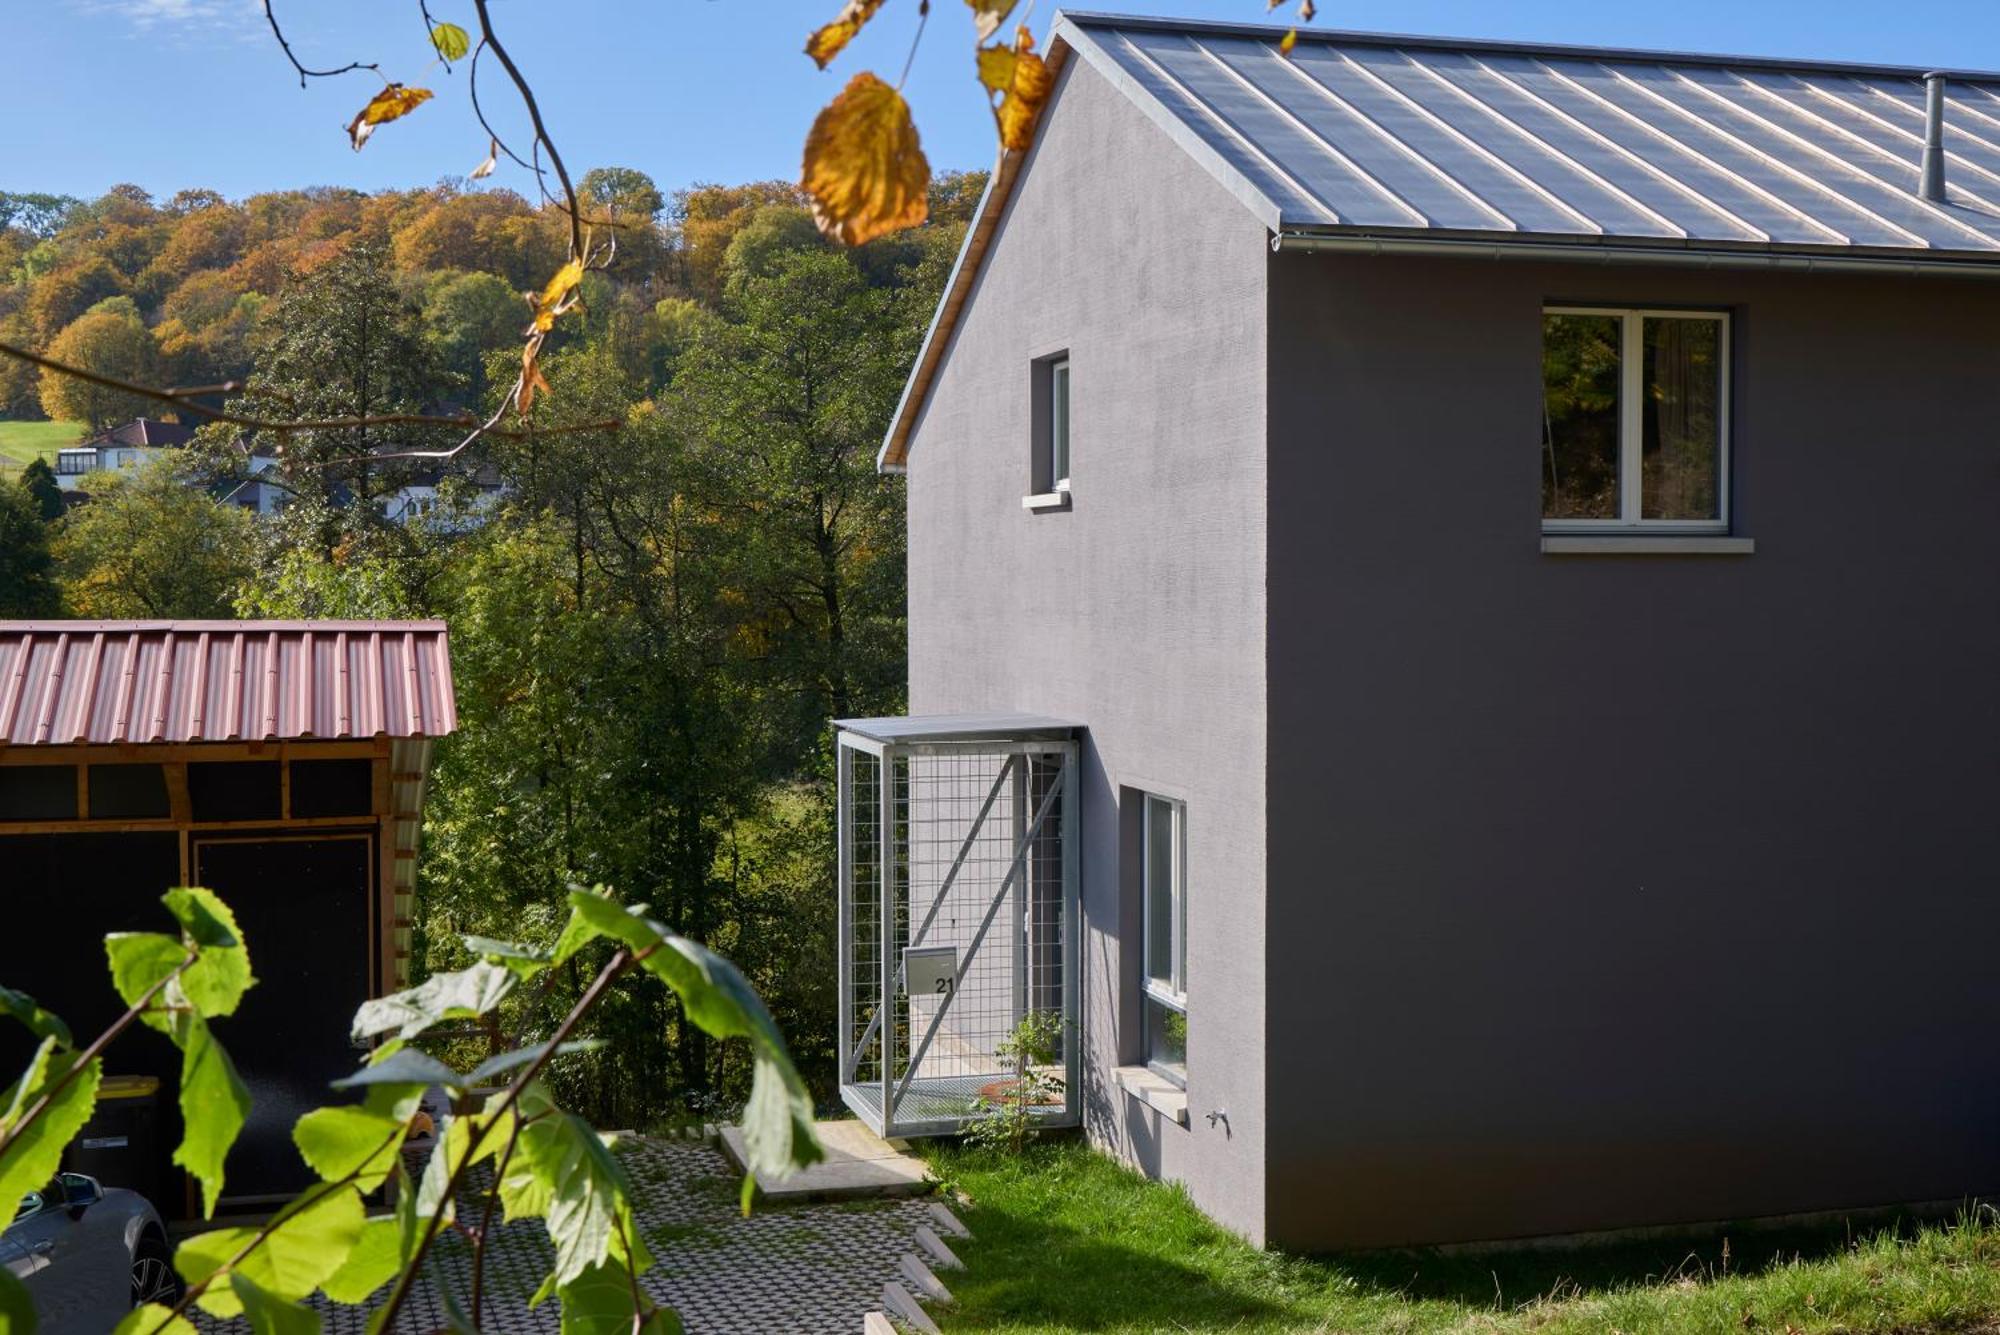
[0,419,83,473]
[924,1140,2000,1334]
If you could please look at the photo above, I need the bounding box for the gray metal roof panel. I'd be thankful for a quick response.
[835,713,1084,744]
[1055,11,2000,257]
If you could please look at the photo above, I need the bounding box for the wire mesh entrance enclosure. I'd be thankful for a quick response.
[836,714,1082,1138]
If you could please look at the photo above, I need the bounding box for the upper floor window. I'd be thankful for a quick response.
[1048,357,1070,490]
[1027,352,1071,503]
[1542,308,1728,532]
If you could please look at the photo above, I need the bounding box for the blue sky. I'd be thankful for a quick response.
[7,0,1999,204]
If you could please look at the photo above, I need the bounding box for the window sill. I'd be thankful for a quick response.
[1115,1065,1189,1128]
[1022,492,1071,512]
[1541,535,1754,556]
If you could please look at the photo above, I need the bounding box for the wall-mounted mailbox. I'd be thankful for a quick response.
[902,946,959,997]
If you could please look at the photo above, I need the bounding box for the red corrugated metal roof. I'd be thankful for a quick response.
[0,621,457,747]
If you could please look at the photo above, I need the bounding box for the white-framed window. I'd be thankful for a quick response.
[1048,356,1070,491]
[1142,792,1186,1086]
[1541,307,1729,533]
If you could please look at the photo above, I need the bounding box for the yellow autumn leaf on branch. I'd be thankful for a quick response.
[966,0,1018,42]
[517,337,551,414]
[806,0,885,69]
[976,44,1017,95]
[346,84,434,151]
[801,72,930,246]
[984,28,1052,153]
[528,258,584,332]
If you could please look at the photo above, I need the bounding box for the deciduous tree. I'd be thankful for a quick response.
[37,298,159,429]
[50,460,256,618]
[0,479,60,615]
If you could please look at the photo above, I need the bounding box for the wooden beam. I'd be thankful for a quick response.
[0,740,386,766]
[0,814,386,837]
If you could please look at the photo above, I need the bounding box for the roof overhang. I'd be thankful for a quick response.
[836,712,1083,745]
[877,35,1077,474]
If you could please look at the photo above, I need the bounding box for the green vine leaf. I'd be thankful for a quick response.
[0,1040,101,1223]
[173,1012,250,1218]
[562,890,821,1208]
[293,1106,407,1193]
[112,1304,198,1334]
[350,960,515,1043]
[553,1258,682,1334]
[230,1272,323,1334]
[0,986,72,1048]
[319,1216,400,1305]
[175,1184,364,1318]
[0,1255,37,1334]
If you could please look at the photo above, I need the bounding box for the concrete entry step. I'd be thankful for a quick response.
[720,1118,935,1202]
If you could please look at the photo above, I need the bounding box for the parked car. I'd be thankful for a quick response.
[4,1174,180,1331]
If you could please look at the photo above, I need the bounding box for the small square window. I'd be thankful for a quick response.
[1141,792,1186,1087]
[1542,308,1729,532]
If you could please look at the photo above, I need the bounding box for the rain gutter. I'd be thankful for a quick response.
[1272,231,2000,280]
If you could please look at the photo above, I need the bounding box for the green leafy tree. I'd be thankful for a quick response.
[672,243,910,742]
[18,458,63,522]
[0,481,59,615]
[228,238,457,554]
[51,460,256,617]
[420,269,524,396]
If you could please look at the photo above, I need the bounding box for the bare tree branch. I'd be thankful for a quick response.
[469,0,584,260]
[263,0,379,87]
[0,339,617,443]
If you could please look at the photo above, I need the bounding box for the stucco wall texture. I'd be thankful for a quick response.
[903,56,1273,1240]
[1266,253,2000,1250]
[905,48,2000,1253]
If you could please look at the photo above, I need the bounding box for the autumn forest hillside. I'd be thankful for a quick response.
[0,170,981,1126]
[0,173,983,432]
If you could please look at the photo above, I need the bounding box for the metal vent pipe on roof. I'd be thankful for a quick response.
[1920,72,1949,203]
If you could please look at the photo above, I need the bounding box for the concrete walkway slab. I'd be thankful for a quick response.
[721,1119,935,1201]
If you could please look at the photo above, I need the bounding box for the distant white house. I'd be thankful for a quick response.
[381,463,506,530]
[53,417,195,493]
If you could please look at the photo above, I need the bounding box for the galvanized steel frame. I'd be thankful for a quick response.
[836,727,1082,1139]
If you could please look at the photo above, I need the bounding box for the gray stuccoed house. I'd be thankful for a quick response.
[835,10,2000,1251]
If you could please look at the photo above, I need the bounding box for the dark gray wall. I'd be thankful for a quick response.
[1266,250,2000,1250]
[904,57,1273,1239]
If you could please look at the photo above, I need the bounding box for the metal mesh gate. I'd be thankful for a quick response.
[837,716,1080,1138]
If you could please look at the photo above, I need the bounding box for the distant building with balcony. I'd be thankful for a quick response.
[53,417,195,493]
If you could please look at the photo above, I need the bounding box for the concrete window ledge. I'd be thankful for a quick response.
[1022,491,1071,512]
[1541,535,1755,556]
[1115,1065,1189,1128]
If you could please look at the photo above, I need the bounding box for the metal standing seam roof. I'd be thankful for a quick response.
[1064,12,2000,251]
[879,11,2000,470]
[0,621,458,747]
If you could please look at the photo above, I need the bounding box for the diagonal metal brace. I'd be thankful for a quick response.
[844,754,1018,1082]
[892,763,1065,1113]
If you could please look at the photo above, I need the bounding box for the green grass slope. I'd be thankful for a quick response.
[0,420,84,474]
[927,1140,2000,1335]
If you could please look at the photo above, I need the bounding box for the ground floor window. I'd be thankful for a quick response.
[1142,792,1187,1086]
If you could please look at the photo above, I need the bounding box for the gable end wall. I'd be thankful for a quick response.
[904,54,1273,1241]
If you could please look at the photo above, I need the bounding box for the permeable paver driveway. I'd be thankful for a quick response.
[193,1134,935,1334]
